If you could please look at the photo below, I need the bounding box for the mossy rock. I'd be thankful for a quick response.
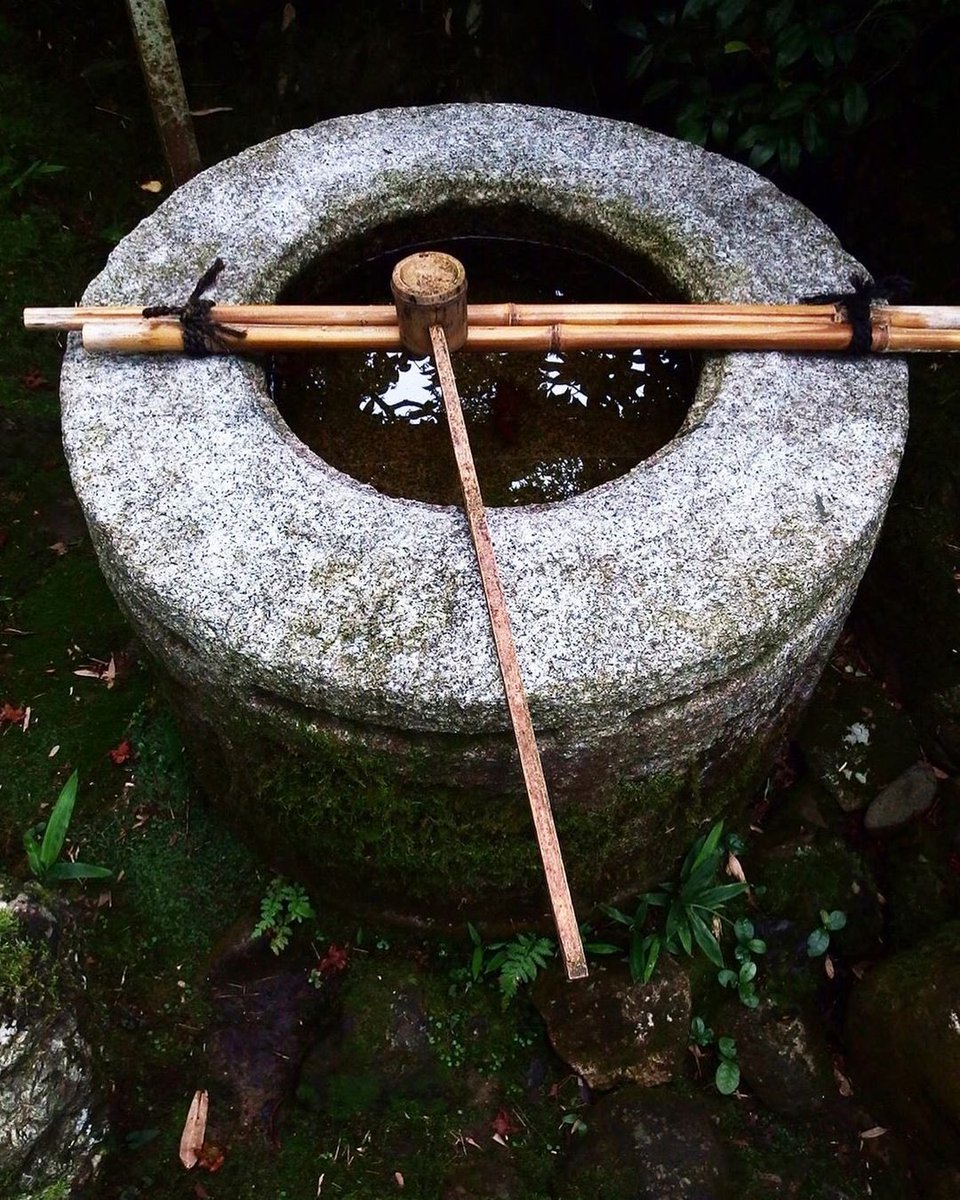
[845,921,960,1161]
[175,686,757,927]
[752,834,883,961]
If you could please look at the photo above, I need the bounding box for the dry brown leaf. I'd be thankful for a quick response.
[394,1172,404,1189]
[725,852,746,883]
[48,541,68,556]
[179,1090,209,1169]
[140,180,163,193]
[0,702,25,725]
[824,954,835,980]
[833,1064,854,1097]
[48,744,60,758]
[859,1125,888,1141]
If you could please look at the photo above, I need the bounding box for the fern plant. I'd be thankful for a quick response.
[252,876,315,954]
[467,925,555,1006]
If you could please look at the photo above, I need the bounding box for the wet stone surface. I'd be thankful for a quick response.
[533,959,690,1090]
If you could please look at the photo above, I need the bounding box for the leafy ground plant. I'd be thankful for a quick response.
[252,876,316,954]
[467,924,555,1006]
[602,821,748,983]
[715,1035,740,1096]
[807,909,847,957]
[689,1018,740,1096]
[717,916,767,1008]
[23,771,112,886]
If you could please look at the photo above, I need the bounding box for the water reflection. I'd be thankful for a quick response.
[271,239,697,507]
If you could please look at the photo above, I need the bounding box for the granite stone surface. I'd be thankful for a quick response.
[59,105,908,911]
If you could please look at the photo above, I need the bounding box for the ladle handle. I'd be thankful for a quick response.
[430,324,588,982]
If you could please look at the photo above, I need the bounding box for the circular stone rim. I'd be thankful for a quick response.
[60,103,908,737]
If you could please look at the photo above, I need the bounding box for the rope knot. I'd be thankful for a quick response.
[142,258,247,356]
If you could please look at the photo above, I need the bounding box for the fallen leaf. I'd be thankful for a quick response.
[859,1125,888,1141]
[22,706,31,732]
[108,739,134,764]
[179,1090,209,1169]
[833,1064,854,1097]
[140,179,163,193]
[74,655,118,688]
[316,943,349,976]
[725,852,746,883]
[189,106,233,116]
[48,541,68,556]
[19,368,49,390]
[491,1109,518,1139]
[824,954,835,980]
[197,1142,224,1172]
[48,744,60,758]
[0,703,25,725]
[394,1172,404,1189]
[281,2,296,30]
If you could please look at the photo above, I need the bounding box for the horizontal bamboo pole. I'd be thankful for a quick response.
[30,300,960,332]
[81,318,883,354]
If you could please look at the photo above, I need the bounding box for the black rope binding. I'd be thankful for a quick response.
[142,258,247,357]
[801,273,911,355]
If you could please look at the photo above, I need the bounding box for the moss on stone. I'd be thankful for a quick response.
[0,908,38,1013]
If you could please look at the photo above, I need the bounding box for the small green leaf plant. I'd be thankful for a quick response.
[23,771,112,886]
[467,924,555,1007]
[601,820,748,984]
[715,1036,740,1096]
[252,876,316,954]
[717,917,767,1008]
[807,909,847,958]
[688,1018,740,1096]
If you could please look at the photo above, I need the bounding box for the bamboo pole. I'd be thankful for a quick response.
[25,300,848,330]
[79,317,893,354]
[429,324,588,982]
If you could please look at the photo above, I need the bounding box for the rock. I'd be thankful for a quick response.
[919,684,960,771]
[63,105,907,925]
[751,837,883,961]
[864,763,938,831]
[796,675,922,813]
[0,895,105,1194]
[533,960,690,1090]
[205,926,339,1136]
[299,964,448,1119]
[442,1157,527,1199]
[559,1086,729,1200]
[845,922,960,1160]
[729,1002,836,1117]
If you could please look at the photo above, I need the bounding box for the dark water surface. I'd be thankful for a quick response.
[270,238,698,506]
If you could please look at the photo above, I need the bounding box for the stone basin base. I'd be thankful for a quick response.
[60,105,908,926]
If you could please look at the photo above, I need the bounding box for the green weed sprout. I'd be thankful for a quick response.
[252,877,316,954]
[807,909,847,957]
[717,916,767,1008]
[715,1036,740,1095]
[23,771,112,886]
[602,820,748,983]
